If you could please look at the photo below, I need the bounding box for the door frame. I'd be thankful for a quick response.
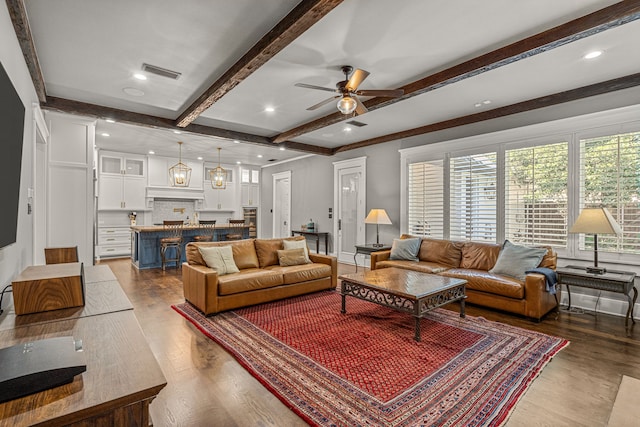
[32,103,49,264]
[272,170,291,238]
[333,157,366,261]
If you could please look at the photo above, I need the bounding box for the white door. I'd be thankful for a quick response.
[333,158,366,264]
[272,171,291,238]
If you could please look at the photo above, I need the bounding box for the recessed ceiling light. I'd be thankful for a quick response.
[173,130,181,134]
[279,147,285,151]
[236,161,241,164]
[257,154,263,158]
[584,50,603,59]
[474,100,491,108]
[133,73,147,80]
[197,156,203,160]
[105,118,116,123]
[148,150,155,155]
[343,127,352,132]
[101,133,110,137]
[264,106,275,112]
[233,140,240,144]
[123,87,145,96]
[482,100,491,105]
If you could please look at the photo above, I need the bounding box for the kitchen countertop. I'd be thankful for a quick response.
[131,224,248,232]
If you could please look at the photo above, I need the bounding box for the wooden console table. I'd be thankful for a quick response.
[0,265,166,426]
[557,265,637,326]
[291,230,329,254]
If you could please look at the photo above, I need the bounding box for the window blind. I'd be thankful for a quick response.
[505,142,568,247]
[580,132,640,255]
[449,153,497,242]
[408,160,444,238]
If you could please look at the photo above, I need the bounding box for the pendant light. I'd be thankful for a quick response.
[210,147,227,190]
[169,141,191,187]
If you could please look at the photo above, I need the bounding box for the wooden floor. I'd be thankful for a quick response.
[102,258,640,427]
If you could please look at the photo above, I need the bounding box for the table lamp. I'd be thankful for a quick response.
[365,209,392,247]
[569,207,622,274]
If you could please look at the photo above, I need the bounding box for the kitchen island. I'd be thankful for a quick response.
[130,224,250,269]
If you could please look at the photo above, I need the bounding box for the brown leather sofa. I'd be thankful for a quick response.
[182,236,337,315]
[370,236,558,321]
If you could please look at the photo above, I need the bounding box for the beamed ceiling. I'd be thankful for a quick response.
[7,0,640,165]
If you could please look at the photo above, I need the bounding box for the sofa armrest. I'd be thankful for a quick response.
[182,262,221,315]
[370,250,391,270]
[523,272,560,321]
[309,253,338,289]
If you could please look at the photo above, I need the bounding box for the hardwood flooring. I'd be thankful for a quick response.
[102,258,640,427]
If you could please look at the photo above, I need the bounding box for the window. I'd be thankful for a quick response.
[579,131,640,255]
[505,142,568,247]
[408,160,444,238]
[449,153,497,242]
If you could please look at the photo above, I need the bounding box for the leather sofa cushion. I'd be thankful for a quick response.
[186,240,259,269]
[460,241,501,271]
[265,263,332,285]
[255,236,306,268]
[217,268,284,296]
[375,260,449,274]
[417,238,463,268]
[440,268,524,299]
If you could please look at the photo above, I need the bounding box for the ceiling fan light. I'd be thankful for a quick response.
[337,96,357,114]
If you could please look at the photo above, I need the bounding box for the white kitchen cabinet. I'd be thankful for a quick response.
[202,163,237,211]
[240,166,260,207]
[97,226,132,258]
[98,152,146,210]
[148,155,203,189]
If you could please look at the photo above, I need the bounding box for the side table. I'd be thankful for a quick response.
[291,230,329,255]
[556,265,637,326]
[354,244,392,272]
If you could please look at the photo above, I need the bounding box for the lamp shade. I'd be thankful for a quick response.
[365,209,392,225]
[569,207,622,235]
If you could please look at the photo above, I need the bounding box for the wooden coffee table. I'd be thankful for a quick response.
[339,268,467,341]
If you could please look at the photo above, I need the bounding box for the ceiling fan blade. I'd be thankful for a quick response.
[307,95,340,111]
[295,83,338,93]
[345,68,370,92]
[354,96,368,115]
[355,89,404,98]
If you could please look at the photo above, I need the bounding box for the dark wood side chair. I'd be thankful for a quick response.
[193,220,217,242]
[226,219,246,241]
[44,246,79,264]
[160,220,184,271]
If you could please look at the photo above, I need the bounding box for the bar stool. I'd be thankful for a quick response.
[44,246,79,264]
[226,219,246,241]
[160,220,184,271]
[193,220,217,242]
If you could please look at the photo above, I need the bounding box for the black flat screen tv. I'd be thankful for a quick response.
[0,61,26,249]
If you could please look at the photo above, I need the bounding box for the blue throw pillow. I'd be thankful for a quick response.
[389,238,421,261]
[489,240,547,281]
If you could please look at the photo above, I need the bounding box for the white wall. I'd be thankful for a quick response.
[0,3,39,287]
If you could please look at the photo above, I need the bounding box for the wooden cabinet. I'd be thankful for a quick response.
[98,152,146,210]
[240,166,260,207]
[97,226,132,258]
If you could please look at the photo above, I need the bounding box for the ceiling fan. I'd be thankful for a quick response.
[295,66,404,115]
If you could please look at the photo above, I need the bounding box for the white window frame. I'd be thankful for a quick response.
[400,105,640,266]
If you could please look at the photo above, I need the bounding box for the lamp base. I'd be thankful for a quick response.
[586,266,606,275]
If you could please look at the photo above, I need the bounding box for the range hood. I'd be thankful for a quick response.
[146,186,204,200]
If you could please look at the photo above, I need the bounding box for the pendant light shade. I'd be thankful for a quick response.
[169,141,191,187]
[210,147,227,190]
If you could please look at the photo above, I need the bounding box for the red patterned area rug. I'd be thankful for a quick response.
[172,291,568,426]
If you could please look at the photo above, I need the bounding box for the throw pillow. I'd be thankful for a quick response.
[282,239,311,263]
[198,245,240,275]
[489,240,547,281]
[277,248,310,266]
[389,237,421,261]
